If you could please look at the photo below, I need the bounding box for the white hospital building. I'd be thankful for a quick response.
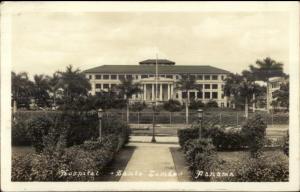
[84,59,230,107]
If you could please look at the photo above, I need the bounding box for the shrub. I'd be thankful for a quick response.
[12,134,124,181]
[27,115,54,153]
[177,128,199,147]
[130,101,147,112]
[206,100,218,108]
[183,138,218,181]
[12,119,31,146]
[189,100,205,110]
[232,152,289,182]
[283,131,289,156]
[241,114,267,158]
[190,124,246,150]
[163,99,183,112]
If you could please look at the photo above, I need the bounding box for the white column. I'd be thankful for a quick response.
[92,83,96,95]
[143,84,146,101]
[160,84,163,101]
[170,84,174,99]
[167,84,170,100]
[152,84,155,101]
[195,91,198,100]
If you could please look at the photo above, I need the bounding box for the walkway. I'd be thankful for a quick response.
[119,136,179,181]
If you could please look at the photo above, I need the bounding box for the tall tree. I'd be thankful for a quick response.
[224,73,260,118]
[32,74,50,107]
[116,77,142,122]
[175,75,201,124]
[11,71,34,110]
[57,65,91,105]
[48,71,62,108]
[249,57,284,113]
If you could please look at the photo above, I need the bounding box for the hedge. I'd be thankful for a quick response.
[12,134,124,181]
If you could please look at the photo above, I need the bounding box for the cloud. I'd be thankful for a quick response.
[11,12,290,77]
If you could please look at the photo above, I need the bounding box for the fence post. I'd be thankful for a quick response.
[236,112,239,128]
[169,112,172,125]
[219,113,222,125]
[138,112,140,129]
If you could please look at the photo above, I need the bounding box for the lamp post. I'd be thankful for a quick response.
[151,103,157,143]
[197,109,203,139]
[98,108,103,141]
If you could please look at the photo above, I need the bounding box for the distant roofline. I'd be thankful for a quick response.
[83,64,231,74]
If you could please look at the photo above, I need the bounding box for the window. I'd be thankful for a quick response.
[190,92,195,99]
[149,74,154,78]
[176,75,180,79]
[197,75,203,80]
[221,75,224,80]
[103,84,109,89]
[95,84,101,89]
[141,75,148,79]
[88,75,92,79]
[212,92,218,99]
[212,75,218,80]
[126,75,132,79]
[111,75,117,80]
[204,84,210,89]
[166,75,173,79]
[159,74,166,78]
[103,75,110,80]
[119,75,125,80]
[199,84,203,89]
[197,92,203,99]
[221,94,224,99]
[204,75,211,80]
[182,91,187,99]
[205,92,210,99]
[212,84,218,89]
[190,74,196,79]
[111,84,116,89]
[95,75,101,79]
[221,103,224,108]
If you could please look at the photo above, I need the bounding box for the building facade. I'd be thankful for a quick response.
[84,59,230,107]
[267,76,289,110]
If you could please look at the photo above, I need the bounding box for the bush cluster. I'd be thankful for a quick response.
[12,133,127,181]
[182,138,218,181]
[178,125,246,151]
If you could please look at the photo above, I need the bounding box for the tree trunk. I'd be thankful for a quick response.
[126,103,129,123]
[252,93,256,112]
[185,98,189,124]
[245,97,248,119]
[13,99,17,113]
[266,81,270,114]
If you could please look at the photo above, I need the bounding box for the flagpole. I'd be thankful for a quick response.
[152,54,158,143]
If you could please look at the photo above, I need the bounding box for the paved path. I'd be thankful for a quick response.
[120,137,179,182]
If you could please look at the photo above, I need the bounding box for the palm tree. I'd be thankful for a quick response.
[48,72,61,108]
[33,74,50,107]
[116,77,142,123]
[175,75,201,124]
[224,73,259,118]
[11,71,34,111]
[57,65,91,103]
[249,57,284,113]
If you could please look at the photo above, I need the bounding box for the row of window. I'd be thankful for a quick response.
[95,83,222,90]
[180,92,222,99]
[88,74,225,80]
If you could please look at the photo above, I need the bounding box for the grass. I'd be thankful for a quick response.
[12,146,35,157]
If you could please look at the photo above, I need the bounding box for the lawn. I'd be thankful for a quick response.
[12,146,35,157]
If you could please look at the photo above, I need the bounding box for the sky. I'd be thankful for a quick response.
[11,11,290,77]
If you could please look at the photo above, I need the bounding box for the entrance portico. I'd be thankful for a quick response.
[141,77,175,102]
